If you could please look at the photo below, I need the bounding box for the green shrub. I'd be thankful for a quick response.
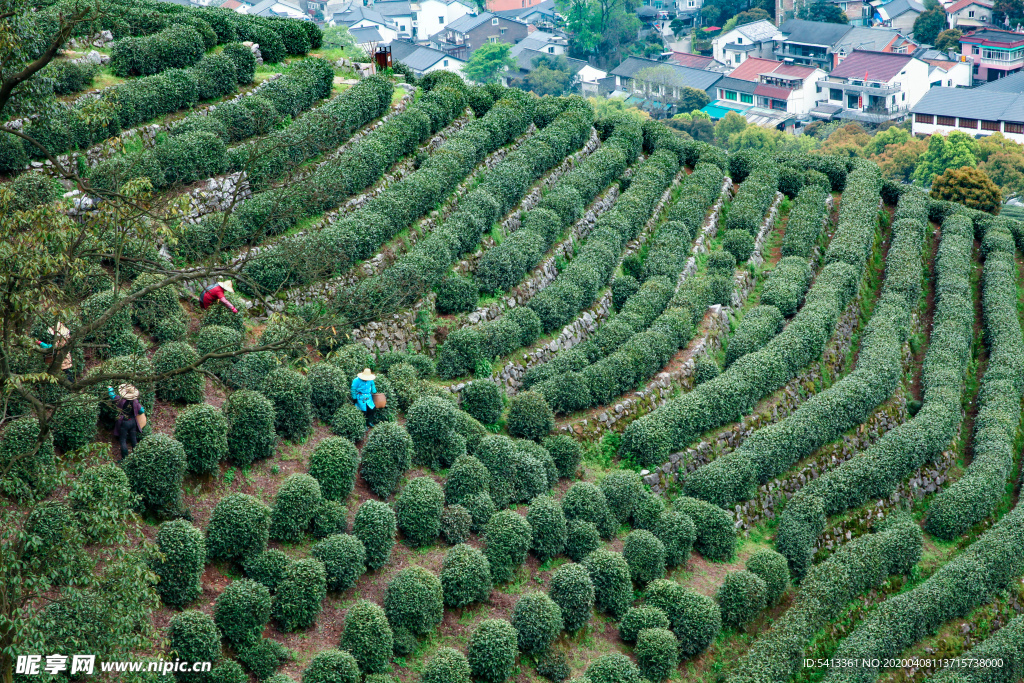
[441,504,473,545]
[384,566,444,635]
[527,495,567,563]
[261,368,312,441]
[352,499,396,570]
[441,542,492,608]
[301,650,359,683]
[761,256,813,317]
[391,626,418,657]
[512,592,563,653]
[308,363,349,422]
[422,648,471,683]
[214,579,272,647]
[122,433,186,513]
[395,476,444,547]
[585,654,644,683]
[582,550,632,618]
[549,562,594,633]
[468,618,518,683]
[715,570,767,629]
[223,389,277,466]
[692,355,719,385]
[229,351,276,390]
[311,534,366,592]
[340,600,393,674]
[308,437,358,502]
[562,482,616,539]
[237,638,290,680]
[461,381,504,425]
[386,362,421,413]
[210,661,247,683]
[564,519,600,562]
[207,492,270,561]
[330,403,366,443]
[445,454,490,505]
[543,435,581,479]
[131,273,187,341]
[631,491,665,531]
[612,275,640,312]
[151,342,205,404]
[168,611,221,681]
[243,549,291,592]
[619,605,670,643]
[360,423,412,498]
[462,491,497,534]
[7,171,62,209]
[600,470,642,525]
[273,557,327,631]
[152,519,205,607]
[623,529,666,586]
[484,509,533,584]
[311,500,348,539]
[636,627,678,683]
[67,464,134,544]
[223,42,257,84]
[722,229,755,263]
[725,306,784,367]
[174,403,228,475]
[745,548,788,607]
[51,394,99,454]
[506,391,555,440]
[674,496,735,562]
[80,290,132,350]
[645,579,721,658]
[269,473,323,541]
[406,396,466,470]
[535,648,570,683]
[655,510,695,568]
[436,276,479,314]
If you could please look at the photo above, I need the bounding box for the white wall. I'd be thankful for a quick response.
[348,18,399,42]
[913,117,1024,143]
[417,0,474,39]
[788,69,827,114]
[421,57,466,77]
[713,28,746,63]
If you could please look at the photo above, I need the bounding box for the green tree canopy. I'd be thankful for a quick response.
[463,42,516,84]
[519,55,578,96]
[798,0,849,23]
[930,166,1002,213]
[912,8,947,47]
[934,28,963,51]
[912,131,978,186]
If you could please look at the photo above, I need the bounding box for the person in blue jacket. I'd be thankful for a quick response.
[351,368,377,427]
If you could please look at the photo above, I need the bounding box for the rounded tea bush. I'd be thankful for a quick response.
[562,482,616,539]
[360,422,413,498]
[330,402,366,443]
[311,534,366,592]
[600,470,642,525]
[631,491,666,531]
[152,342,205,404]
[655,510,695,568]
[462,491,496,534]
[209,661,247,683]
[352,499,396,570]
[122,433,186,512]
[302,650,360,683]
[619,606,669,643]
[341,600,393,674]
[564,519,600,563]
[311,500,348,538]
[422,648,471,683]
[214,579,272,647]
[527,495,566,563]
[745,547,789,607]
[237,638,289,680]
[484,509,532,584]
[406,396,466,470]
[273,557,327,631]
[395,476,444,547]
[506,391,555,441]
[585,654,643,683]
[444,455,490,506]
[636,627,678,683]
[722,229,755,263]
[582,550,632,618]
[243,549,291,592]
[692,355,720,386]
[467,618,517,683]
[543,435,581,479]
[511,592,563,653]
[646,579,721,658]
[153,519,206,607]
[675,496,736,562]
[384,566,443,636]
[168,611,221,680]
[261,368,312,441]
[441,505,472,545]
[441,543,492,608]
[52,395,99,454]
[196,324,242,379]
[436,276,479,315]
[460,381,503,425]
[715,570,767,630]
[223,390,277,466]
[174,403,229,475]
[623,530,666,585]
[206,493,270,561]
[308,363,349,423]
[269,473,323,541]
[308,437,359,502]
[548,562,594,633]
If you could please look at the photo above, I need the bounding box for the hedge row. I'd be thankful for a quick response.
[339,96,595,331]
[823,503,1024,683]
[724,306,783,368]
[923,215,1024,539]
[682,189,926,508]
[760,257,813,318]
[777,210,975,580]
[780,185,829,259]
[729,513,922,683]
[619,161,883,467]
[929,614,1024,683]
[90,58,340,194]
[474,114,643,295]
[240,84,528,294]
[110,23,207,78]
[725,159,779,235]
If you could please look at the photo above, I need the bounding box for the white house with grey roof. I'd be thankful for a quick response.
[389,39,466,77]
[712,19,779,66]
[911,85,1024,142]
[331,6,401,42]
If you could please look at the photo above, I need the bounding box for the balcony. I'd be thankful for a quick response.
[829,80,900,95]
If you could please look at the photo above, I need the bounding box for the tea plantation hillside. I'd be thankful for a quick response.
[3,9,1024,681]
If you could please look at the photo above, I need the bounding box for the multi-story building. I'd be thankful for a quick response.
[389,39,467,77]
[818,49,928,121]
[711,19,779,66]
[960,28,1024,81]
[869,0,926,32]
[772,19,901,70]
[911,84,1024,142]
[722,57,826,113]
[945,0,995,29]
[430,12,528,59]
[606,56,724,117]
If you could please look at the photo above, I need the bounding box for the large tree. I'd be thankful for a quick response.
[934,28,963,51]
[518,55,578,96]
[556,0,640,66]
[798,0,848,24]
[463,42,516,84]
[912,8,947,46]
[912,131,978,185]
[930,166,1002,213]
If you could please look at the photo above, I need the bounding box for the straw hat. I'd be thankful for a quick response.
[217,280,235,294]
[48,322,70,339]
[357,368,376,381]
[118,384,140,401]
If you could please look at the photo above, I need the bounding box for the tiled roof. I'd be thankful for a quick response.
[670,51,717,68]
[373,0,412,15]
[610,56,723,91]
[876,0,925,20]
[829,49,914,81]
[946,0,992,13]
[911,86,1024,120]
[728,57,782,81]
[960,28,1024,46]
[976,70,1024,91]
[514,48,586,73]
[446,11,517,32]
[715,76,758,93]
[350,26,383,42]
[772,62,817,77]
[835,26,900,53]
[778,19,852,46]
[389,40,463,70]
[754,83,793,99]
[734,19,780,42]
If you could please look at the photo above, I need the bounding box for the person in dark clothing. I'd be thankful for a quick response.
[108,384,144,460]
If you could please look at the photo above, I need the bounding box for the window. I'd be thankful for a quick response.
[829,88,842,101]
[936,115,955,126]
[689,0,695,6]
[411,11,417,18]
[959,117,978,129]
[547,45,554,52]
[947,79,952,86]
[736,54,743,62]
[737,36,743,43]
[500,27,506,34]
[444,59,449,66]
[902,92,905,101]
[492,17,499,24]
[400,24,406,30]
[914,113,934,124]
[1005,122,1024,133]
[847,93,858,108]
[439,15,445,23]
[968,9,974,16]
[972,45,979,54]
[982,120,1000,131]
[489,35,497,42]
[725,90,738,100]
[740,92,753,103]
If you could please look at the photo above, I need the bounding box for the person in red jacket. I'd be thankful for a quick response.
[199,280,239,313]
